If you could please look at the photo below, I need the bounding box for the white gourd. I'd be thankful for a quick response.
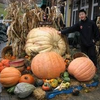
[14,83,36,98]
[25,27,68,56]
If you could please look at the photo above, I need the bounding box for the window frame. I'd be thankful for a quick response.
[91,0,98,20]
[71,0,78,25]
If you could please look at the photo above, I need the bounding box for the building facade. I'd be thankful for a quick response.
[68,0,100,26]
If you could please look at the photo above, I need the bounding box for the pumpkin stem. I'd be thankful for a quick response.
[25,76,28,79]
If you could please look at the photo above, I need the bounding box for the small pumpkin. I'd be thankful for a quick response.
[0,67,21,87]
[50,79,58,88]
[19,74,35,84]
[31,52,66,79]
[26,66,31,71]
[42,82,51,91]
[67,57,96,81]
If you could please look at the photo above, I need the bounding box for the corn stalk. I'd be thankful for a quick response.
[4,1,65,58]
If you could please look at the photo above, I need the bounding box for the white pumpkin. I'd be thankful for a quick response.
[25,27,68,56]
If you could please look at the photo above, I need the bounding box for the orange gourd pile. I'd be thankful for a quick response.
[31,52,66,79]
[0,59,10,72]
[67,57,96,81]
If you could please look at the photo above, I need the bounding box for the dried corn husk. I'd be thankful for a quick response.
[4,1,66,58]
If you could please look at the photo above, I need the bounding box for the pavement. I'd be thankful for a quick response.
[0,41,7,58]
[0,44,100,100]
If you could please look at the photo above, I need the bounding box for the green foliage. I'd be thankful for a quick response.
[0,3,7,17]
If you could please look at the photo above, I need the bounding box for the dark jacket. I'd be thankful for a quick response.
[61,18,100,46]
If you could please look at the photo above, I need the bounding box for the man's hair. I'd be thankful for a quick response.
[79,9,86,14]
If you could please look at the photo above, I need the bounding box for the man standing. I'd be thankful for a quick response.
[58,9,100,67]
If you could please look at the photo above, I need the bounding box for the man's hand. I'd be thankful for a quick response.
[58,31,61,35]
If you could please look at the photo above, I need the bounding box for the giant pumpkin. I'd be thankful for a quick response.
[0,67,21,87]
[31,52,66,79]
[25,27,68,56]
[67,57,96,81]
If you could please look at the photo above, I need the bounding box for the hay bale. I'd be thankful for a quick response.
[33,87,46,100]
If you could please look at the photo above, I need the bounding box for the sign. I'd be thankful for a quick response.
[38,21,52,25]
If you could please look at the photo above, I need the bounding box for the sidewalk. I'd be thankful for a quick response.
[0,45,100,100]
[0,41,7,58]
[0,82,100,100]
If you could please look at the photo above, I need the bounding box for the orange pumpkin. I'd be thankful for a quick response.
[67,57,96,81]
[0,67,21,87]
[0,65,4,72]
[31,52,66,79]
[26,66,31,71]
[19,74,34,84]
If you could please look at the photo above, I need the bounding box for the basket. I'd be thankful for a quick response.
[9,58,25,72]
[1,46,12,59]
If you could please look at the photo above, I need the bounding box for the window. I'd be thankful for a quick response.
[91,0,98,20]
[81,1,85,7]
[80,0,89,15]
[94,0,98,3]
[72,11,75,25]
[81,0,89,7]
[93,6,98,19]
[71,0,78,25]
[73,0,78,9]
[72,10,79,25]
[80,0,89,9]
